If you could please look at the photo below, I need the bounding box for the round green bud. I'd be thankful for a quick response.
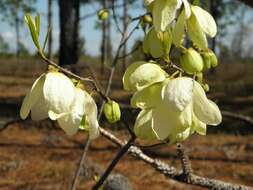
[202,52,212,70]
[97,9,109,21]
[202,83,210,92]
[142,15,153,24]
[210,51,218,67]
[180,48,204,74]
[103,100,121,123]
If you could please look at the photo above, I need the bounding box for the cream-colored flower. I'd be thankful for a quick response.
[132,77,222,142]
[20,72,100,138]
[20,72,76,121]
[122,61,166,92]
[49,88,100,139]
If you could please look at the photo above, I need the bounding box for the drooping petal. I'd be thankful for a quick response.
[187,10,208,50]
[191,113,206,135]
[131,82,163,109]
[172,9,186,47]
[123,61,166,91]
[31,94,48,120]
[83,91,100,139]
[20,74,46,119]
[182,0,191,18]
[134,109,157,140]
[152,0,178,31]
[57,112,81,136]
[161,77,194,112]
[193,81,222,125]
[149,28,164,58]
[169,127,191,143]
[191,6,217,37]
[43,72,75,114]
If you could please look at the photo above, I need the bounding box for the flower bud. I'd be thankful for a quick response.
[103,100,121,123]
[142,15,153,24]
[180,48,203,74]
[210,51,218,67]
[202,52,212,70]
[97,9,109,21]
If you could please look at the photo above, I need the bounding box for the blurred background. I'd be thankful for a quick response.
[0,0,253,189]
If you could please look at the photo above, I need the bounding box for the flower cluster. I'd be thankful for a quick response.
[123,62,221,143]
[20,71,100,139]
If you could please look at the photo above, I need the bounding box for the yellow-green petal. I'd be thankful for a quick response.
[20,74,46,119]
[191,6,217,37]
[134,109,157,140]
[123,61,166,91]
[152,0,178,31]
[193,81,222,125]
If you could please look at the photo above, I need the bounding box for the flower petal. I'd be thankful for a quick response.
[83,91,100,139]
[191,113,207,135]
[172,9,186,47]
[131,82,163,109]
[134,109,157,140]
[20,74,46,119]
[31,94,48,120]
[187,9,208,50]
[152,0,178,31]
[57,112,81,136]
[123,61,166,91]
[191,6,217,37]
[161,77,194,112]
[43,72,75,114]
[193,81,222,125]
[182,0,191,18]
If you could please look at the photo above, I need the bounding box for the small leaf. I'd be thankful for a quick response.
[42,27,51,52]
[35,14,41,36]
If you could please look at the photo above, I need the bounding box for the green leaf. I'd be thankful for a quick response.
[24,14,40,50]
[42,27,51,52]
[35,14,41,36]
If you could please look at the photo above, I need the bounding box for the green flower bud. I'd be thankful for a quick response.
[210,51,218,67]
[142,15,153,24]
[97,9,109,21]
[202,83,210,92]
[202,52,212,70]
[180,48,204,74]
[202,50,218,70]
[103,100,121,123]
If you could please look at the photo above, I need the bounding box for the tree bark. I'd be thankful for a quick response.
[122,0,128,73]
[59,0,80,66]
[15,0,20,58]
[100,0,107,74]
[47,0,53,59]
[238,0,253,7]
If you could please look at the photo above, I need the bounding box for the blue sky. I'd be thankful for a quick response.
[0,0,253,56]
[0,0,146,56]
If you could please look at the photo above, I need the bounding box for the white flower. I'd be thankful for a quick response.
[122,61,166,92]
[132,77,222,142]
[145,0,190,31]
[20,72,100,138]
[20,72,76,121]
[49,88,100,139]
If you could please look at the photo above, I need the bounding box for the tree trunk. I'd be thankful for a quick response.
[59,0,80,66]
[238,0,253,7]
[100,0,107,74]
[15,0,20,58]
[47,0,53,59]
[122,0,128,73]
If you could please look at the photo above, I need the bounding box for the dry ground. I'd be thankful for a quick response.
[0,58,253,189]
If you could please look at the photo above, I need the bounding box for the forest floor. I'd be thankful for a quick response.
[0,58,253,189]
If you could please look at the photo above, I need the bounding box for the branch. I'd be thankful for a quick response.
[99,128,251,190]
[222,111,253,125]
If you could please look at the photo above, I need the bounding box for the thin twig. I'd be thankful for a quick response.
[176,143,192,181]
[112,0,123,35]
[92,136,136,189]
[69,138,91,190]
